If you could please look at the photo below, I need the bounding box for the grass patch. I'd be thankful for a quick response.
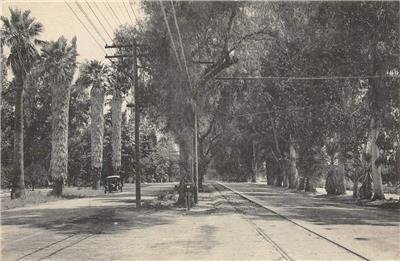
[1,186,105,211]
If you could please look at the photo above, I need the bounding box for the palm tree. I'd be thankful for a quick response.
[80,60,109,189]
[110,67,128,178]
[1,8,43,198]
[41,36,78,196]
[111,85,123,177]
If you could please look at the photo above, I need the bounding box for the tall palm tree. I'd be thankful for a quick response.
[80,60,109,189]
[111,85,123,177]
[41,36,78,196]
[1,8,43,198]
[110,66,128,178]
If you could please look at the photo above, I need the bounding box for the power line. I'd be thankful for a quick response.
[75,2,107,44]
[215,75,399,81]
[65,1,105,54]
[93,1,116,33]
[129,1,140,25]
[85,1,113,42]
[106,1,123,26]
[117,2,130,24]
[122,1,134,24]
[216,103,341,118]
[159,1,183,72]
[170,1,192,89]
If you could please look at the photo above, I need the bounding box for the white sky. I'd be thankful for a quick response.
[1,0,143,63]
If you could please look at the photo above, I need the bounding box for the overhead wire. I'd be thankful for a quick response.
[215,75,399,81]
[122,1,134,24]
[85,1,113,42]
[93,1,116,32]
[117,2,130,24]
[106,1,123,26]
[65,1,105,55]
[75,1,108,44]
[129,1,140,25]
[159,1,183,72]
[170,1,192,89]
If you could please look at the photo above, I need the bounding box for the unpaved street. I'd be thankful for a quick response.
[221,183,400,260]
[1,183,399,260]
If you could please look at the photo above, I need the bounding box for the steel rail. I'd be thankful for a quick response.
[216,182,370,261]
[212,183,293,261]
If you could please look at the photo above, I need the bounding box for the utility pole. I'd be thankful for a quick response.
[132,39,141,207]
[106,40,144,208]
[193,103,199,204]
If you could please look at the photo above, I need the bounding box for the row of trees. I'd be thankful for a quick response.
[1,2,398,201]
[1,8,178,198]
[136,1,398,201]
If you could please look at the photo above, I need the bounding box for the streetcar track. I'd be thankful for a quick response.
[13,208,155,261]
[15,234,78,261]
[215,182,370,261]
[38,234,95,260]
[211,183,293,261]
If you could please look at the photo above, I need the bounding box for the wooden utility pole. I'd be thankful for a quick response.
[132,40,141,207]
[106,41,144,208]
[193,103,199,204]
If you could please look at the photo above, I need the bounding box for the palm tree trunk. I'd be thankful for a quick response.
[250,140,257,182]
[13,82,25,198]
[288,142,299,189]
[111,88,122,177]
[369,118,385,200]
[0,45,2,187]
[50,82,71,197]
[91,85,105,189]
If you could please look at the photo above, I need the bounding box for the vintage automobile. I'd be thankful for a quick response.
[104,175,123,194]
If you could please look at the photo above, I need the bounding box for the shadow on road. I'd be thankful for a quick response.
[224,183,400,227]
[1,185,179,237]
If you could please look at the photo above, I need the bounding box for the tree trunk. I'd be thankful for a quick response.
[352,174,360,199]
[50,82,71,197]
[0,52,2,189]
[325,165,346,195]
[52,179,63,197]
[337,161,347,194]
[250,140,257,183]
[265,161,275,185]
[369,118,385,200]
[90,84,105,190]
[176,137,193,206]
[288,142,299,189]
[395,146,400,185]
[298,176,305,191]
[13,83,25,198]
[305,177,316,192]
[283,167,289,187]
[198,159,208,190]
[111,88,122,178]
[275,174,283,187]
[359,171,373,200]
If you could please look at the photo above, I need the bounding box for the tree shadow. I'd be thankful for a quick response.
[1,202,174,236]
[222,184,400,227]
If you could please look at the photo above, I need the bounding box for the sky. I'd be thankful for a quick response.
[1,0,143,63]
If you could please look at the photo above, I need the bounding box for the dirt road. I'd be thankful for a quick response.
[221,182,400,260]
[1,182,399,260]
